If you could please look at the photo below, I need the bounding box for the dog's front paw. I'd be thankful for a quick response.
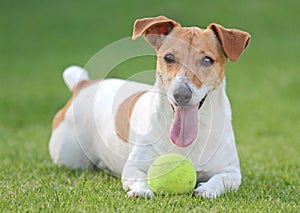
[127,187,154,198]
[194,183,218,199]
[195,173,241,198]
[125,181,154,198]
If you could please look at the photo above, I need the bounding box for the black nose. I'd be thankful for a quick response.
[173,85,192,106]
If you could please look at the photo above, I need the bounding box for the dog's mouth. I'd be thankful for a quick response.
[170,95,207,148]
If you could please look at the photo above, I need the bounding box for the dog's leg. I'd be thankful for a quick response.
[122,144,159,198]
[195,169,241,198]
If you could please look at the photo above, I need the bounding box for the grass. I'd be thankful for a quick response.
[0,0,299,212]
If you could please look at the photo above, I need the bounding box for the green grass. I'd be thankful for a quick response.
[1,0,299,212]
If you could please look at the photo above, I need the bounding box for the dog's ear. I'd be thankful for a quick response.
[132,16,180,49]
[209,24,251,62]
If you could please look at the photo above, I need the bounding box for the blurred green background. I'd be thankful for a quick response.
[1,0,299,130]
[0,0,299,211]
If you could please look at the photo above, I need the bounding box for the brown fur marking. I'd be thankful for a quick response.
[73,80,101,94]
[115,91,147,142]
[52,79,101,131]
[52,98,73,130]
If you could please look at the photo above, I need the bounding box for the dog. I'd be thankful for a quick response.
[49,16,250,198]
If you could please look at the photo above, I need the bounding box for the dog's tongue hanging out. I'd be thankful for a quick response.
[170,105,198,147]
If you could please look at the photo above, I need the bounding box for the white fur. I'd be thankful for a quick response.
[49,66,241,198]
[63,65,90,91]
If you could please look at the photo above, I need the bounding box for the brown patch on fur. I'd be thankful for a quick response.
[52,79,101,131]
[156,27,230,91]
[52,98,73,130]
[132,16,180,48]
[73,80,101,95]
[192,74,202,88]
[115,91,147,142]
[208,24,250,62]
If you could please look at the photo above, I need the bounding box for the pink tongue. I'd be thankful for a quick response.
[170,105,198,147]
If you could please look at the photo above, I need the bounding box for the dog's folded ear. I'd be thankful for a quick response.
[209,24,251,62]
[133,16,180,49]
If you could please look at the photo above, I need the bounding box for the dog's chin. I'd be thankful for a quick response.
[169,95,207,148]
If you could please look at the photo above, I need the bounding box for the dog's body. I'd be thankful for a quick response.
[49,16,250,198]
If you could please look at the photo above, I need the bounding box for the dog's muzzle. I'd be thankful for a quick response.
[169,93,207,148]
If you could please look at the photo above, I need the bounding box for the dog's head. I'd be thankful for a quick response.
[133,16,250,147]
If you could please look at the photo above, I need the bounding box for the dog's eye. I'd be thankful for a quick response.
[164,53,176,64]
[200,56,214,67]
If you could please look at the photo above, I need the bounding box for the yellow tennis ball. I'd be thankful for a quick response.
[147,153,197,194]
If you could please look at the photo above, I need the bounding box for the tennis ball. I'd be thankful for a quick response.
[147,153,196,194]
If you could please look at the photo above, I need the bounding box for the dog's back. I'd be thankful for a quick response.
[49,66,151,172]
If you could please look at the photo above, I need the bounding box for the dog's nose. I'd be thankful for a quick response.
[173,85,192,106]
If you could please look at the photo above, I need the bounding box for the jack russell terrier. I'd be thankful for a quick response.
[49,16,250,198]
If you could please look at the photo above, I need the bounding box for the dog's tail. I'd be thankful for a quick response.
[63,65,90,91]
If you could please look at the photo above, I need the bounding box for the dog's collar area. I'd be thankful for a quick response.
[170,94,207,113]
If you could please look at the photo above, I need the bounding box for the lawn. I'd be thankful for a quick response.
[0,0,299,212]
